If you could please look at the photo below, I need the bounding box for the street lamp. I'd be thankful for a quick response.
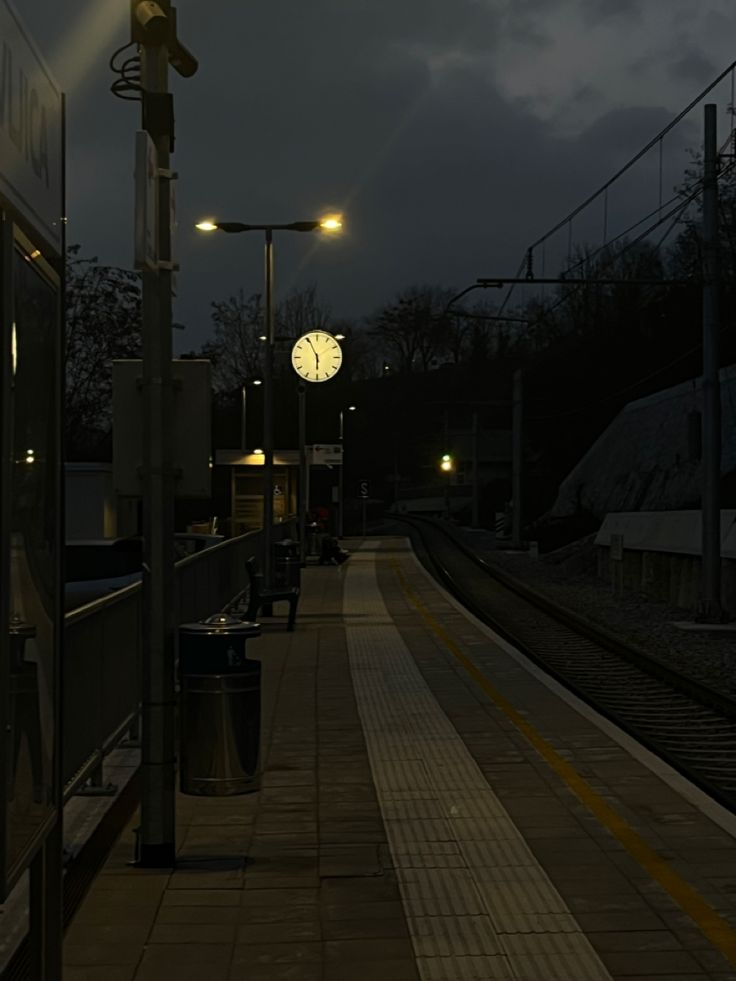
[338,405,356,537]
[197,215,342,586]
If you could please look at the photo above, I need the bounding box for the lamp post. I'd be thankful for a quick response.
[240,378,262,454]
[338,405,356,537]
[197,217,341,585]
[440,453,454,519]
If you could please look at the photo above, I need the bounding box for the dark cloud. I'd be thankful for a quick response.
[580,0,644,27]
[19,1,733,352]
[668,50,717,84]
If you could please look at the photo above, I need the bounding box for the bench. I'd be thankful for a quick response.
[244,556,299,631]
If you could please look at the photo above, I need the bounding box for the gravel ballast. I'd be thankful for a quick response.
[455,528,736,697]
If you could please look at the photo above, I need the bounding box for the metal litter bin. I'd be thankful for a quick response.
[178,614,261,796]
[273,539,301,589]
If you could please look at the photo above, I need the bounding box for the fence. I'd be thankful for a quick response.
[62,520,297,800]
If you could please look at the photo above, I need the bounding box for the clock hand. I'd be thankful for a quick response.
[306,337,320,367]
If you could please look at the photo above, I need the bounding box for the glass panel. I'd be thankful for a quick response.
[6,249,58,876]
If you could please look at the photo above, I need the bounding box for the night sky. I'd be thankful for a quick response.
[23,1,736,351]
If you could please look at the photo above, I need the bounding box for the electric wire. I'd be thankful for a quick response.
[109,41,142,102]
[500,59,736,314]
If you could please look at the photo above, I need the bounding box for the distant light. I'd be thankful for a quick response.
[253,448,264,455]
[259,334,267,341]
[440,460,452,472]
[320,216,342,232]
[348,405,356,411]
[196,220,218,232]
[25,449,35,464]
[334,332,346,340]
[252,379,263,386]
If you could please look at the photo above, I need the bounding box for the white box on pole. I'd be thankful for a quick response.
[113,359,212,497]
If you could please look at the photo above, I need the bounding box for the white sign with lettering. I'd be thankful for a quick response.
[309,444,343,466]
[0,1,63,252]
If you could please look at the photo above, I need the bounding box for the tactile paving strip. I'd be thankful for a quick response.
[344,549,614,981]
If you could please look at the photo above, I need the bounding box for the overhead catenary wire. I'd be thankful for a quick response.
[499,59,736,316]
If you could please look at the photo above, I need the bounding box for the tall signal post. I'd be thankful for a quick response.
[127,1,198,866]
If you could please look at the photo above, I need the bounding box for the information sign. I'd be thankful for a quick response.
[309,444,342,466]
[0,0,63,253]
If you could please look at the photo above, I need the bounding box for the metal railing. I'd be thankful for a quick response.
[62,520,297,800]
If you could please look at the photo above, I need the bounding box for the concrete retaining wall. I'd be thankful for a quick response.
[594,511,736,612]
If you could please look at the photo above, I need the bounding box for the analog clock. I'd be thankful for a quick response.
[291,331,343,382]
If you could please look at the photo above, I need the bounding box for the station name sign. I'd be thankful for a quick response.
[0,1,62,252]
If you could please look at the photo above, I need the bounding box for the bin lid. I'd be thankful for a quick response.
[179,613,261,637]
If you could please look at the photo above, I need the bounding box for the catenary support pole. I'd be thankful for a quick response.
[511,369,523,549]
[263,229,275,586]
[698,103,724,621]
[471,409,479,528]
[138,26,176,868]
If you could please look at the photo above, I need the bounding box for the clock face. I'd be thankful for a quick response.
[291,331,343,382]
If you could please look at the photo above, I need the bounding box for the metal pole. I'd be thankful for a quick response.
[511,369,523,549]
[443,408,450,520]
[298,383,307,564]
[393,446,400,506]
[240,384,247,454]
[29,820,63,980]
[263,228,275,586]
[471,409,479,527]
[338,410,344,537]
[698,103,724,621]
[138,30,176,867]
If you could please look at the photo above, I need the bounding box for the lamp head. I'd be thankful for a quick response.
[320,215,343,232]
[196,220,218,232]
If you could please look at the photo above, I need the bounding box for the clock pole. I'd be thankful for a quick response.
[298,382,307,566]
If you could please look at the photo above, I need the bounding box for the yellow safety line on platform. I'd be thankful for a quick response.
[392,559,736,967]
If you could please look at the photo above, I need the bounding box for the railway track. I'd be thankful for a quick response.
[393,515,736,812]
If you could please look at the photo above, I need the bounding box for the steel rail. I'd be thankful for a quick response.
[395,514,736,812]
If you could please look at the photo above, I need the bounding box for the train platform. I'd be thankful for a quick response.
[62,537,736,981]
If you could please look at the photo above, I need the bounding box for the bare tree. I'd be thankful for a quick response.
[276,283,331,339]
[204,289,264,392]
[65,245,141,458]
[368,285,456,373]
